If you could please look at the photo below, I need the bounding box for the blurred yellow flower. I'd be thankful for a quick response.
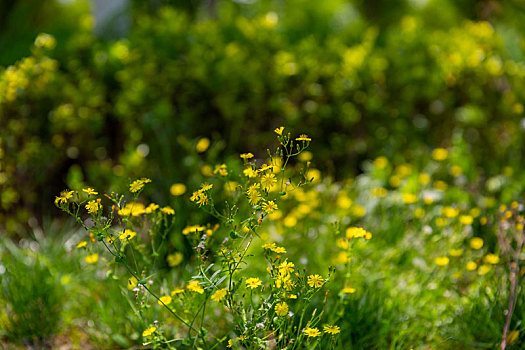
[187,280,204,294]
[484,254,500,264]
[432,148,448,161]
[196,137,210,153]
[85,253,98,264]
[158,295,172,305]
[240,153,254,159]
[323,325,340,335]
[167,252,183,266]
[466,261,477,271]
[211,288,228,302]
[435,256,450,266]
[142,327,156,337]
[470,237,484,250]
[170,183,186,196]
[76,241,87,248]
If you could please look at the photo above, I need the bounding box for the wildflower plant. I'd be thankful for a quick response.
[56,128,368,349]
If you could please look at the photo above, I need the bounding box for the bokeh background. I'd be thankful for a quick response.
[3,0,525,236]
[3,0,525,348]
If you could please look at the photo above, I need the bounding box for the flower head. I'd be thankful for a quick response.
[85,199,101,215]
[187,280,204,294]
[304,327,321,337]
[262,200,278,214]
[240,153,254,159]
[275,302,289,316]
[142,327,156,337]
[296,134,311,142]
[246,277,262,289]
[323,325,340,335]
[82,187,98,195]
[211,288,228,302]
[85,253,98,264]
[274,126,284,135]
[158,295,172,305]
[119,229,137,241]
[55,190,74,206]
[307,274,324,288]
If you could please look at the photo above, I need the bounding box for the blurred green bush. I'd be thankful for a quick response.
[2,0,525,235]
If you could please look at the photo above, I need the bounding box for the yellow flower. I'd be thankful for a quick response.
[279,260,295,275]
[158,295,172,305]
[196,137,210,153]
[85,253,98,264]
[211,288,228,302]
[442,206,459,218]
[243,167,257,178]
[341,286,356,294]
[466,261,477,271]
[226,339,234,348]
[118,202,146,216]
[261,173,277,190]
[142,327,156,337]
[274,302,289,316]
[214,164,228,176]
[274,126,284,135]
[402,193,417,204]
[371,187,387,197]
[119,229,137,241]
[245,277,262,289]
[449,249,463,257]
[167,252,183,267]
[82,187,98,195]
[323,325,340,335]
[484,254,500,264]
[170,183,186,196]
[432,148,448,161]
[55,190,74,205]
[304,327,321,337]
[145,203,159,213]
[345,227,372,239]
[128,276,138,290]
[459,215,473,225]
[272,246,287,254]
[240,153,254,159]
[262,242,277,250]
[187,280,204,294]
[161,206,175,215]
[171,288,185,296]
[478,264,492,275]
[85,199,101,215]
[373,156,388,169]
[76,241,87,248]
[435,256,450,266]
[307,274,324,288]
[418,173,431,185]
[507,330,519,345]
[296,134,311,142]
[262,200,278,214]
[470,237,484,250]
[182,225,206,235]
[248,190,262,206]
[130,178,151,193]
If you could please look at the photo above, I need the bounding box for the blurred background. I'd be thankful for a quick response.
[2,0,525,237]
[2,0,525,348]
